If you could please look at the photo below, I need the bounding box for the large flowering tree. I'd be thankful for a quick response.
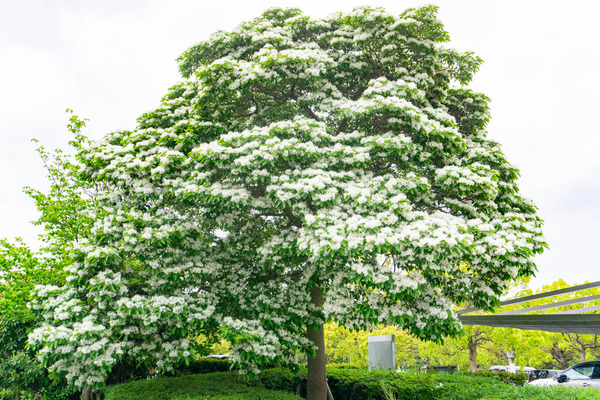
[29,6,546,399]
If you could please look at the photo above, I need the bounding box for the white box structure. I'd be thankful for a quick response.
[368,334,396,371]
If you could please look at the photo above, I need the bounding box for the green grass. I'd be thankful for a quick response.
[102,372,301,400]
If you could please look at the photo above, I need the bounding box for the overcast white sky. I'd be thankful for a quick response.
[1,0,598,290]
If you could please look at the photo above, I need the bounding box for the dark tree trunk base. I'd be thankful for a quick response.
[81,387,91,400]
[306,287,328,400]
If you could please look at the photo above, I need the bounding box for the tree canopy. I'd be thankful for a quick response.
[29,5,546,396]
[0,112,94,400]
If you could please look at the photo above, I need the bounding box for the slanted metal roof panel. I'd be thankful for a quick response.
[494,294,600,315]
[459,314,600,335]
[457,280,600,315]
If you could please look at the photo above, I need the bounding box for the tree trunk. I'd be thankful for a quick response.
[578,347,586,363]
[550,342,573,370]
[81,387,91,400]
[468,338,477,372]
[306,286,327,400]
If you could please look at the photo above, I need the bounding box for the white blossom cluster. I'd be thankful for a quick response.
[29,5,545,389]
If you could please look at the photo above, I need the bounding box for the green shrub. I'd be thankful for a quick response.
[468,370,528,386]
[167,356,284,378]
[103,372,301,400]
[326,363,360,370]
[105,358,155,384]
[210,391,301,400]
[478,384,600,400]
[256,367,298,393]
[0,348,78,400]
[327,369,456,400]
[104,367,600,400]
[0,318,78,400]
[167,357,232,377]
[255,367,522,400]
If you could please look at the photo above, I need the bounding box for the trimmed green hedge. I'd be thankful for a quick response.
[103,372,301,400]
[166,357,232,377]
[468,370,528,386]
[255,367,600,400]
[254,367,510,400]
[327,369,448,400]
[104,365,600,400]
[318,369,510,400]
[325,363,360,370]
[479,385,600,400]
[255,367,299,392]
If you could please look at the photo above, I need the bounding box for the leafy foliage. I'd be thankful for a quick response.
[102,372,301,400]
[0,111,98,399]
[0,240,46,321]
[104,365,598,400]
[24,110,99,256]
[257,368,595,400]
[166,357,232,376]
[0,318,78,400]
[30,5,546,391]
[325,322,422,368]
[468,370,527,386]
[478,385,600,400]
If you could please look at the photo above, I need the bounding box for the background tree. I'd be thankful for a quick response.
[0,111,92,400]
[465,326,492,372]
[30,6,546,399]
[0,241,52,400]
[0,240,49,322]
[589,343,600,363]
[548,341,576,370]
[1,112,145,400]
[23,112,98,258]
[324,323,420,368]
[0,112,92,324]
[561,333,598,363]
[420,324,497,371]
[420,277,532,372]
[486,327,547,369]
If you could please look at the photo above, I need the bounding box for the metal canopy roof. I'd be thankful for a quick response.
[459,314,600,335]
[457,280,600,335]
